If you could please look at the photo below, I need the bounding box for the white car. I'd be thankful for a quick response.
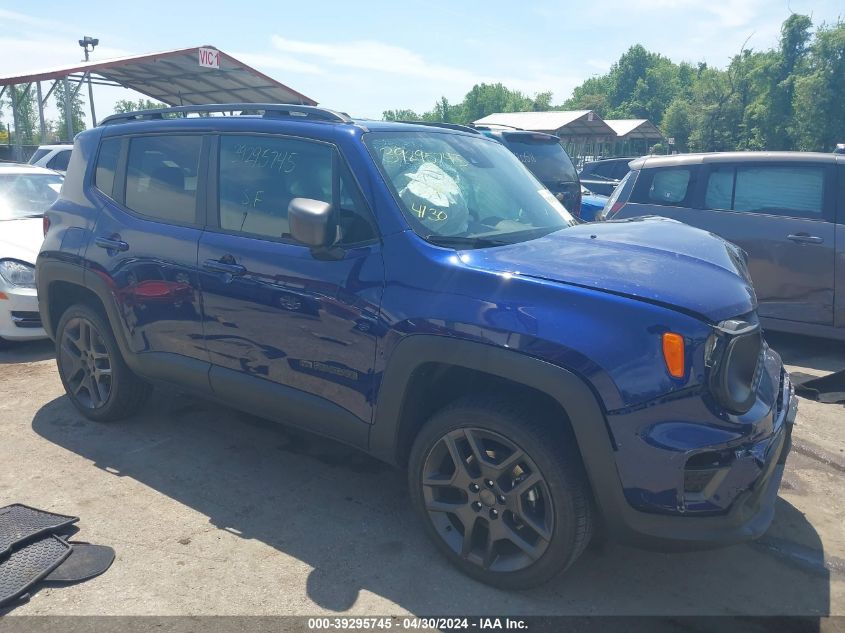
[27,144,73,173]
[0,164,63,346]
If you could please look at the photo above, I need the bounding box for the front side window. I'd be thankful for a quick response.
[364,131,575,247]
[125,135,202,224]
[218,135,376,243]
[648,168,691,204]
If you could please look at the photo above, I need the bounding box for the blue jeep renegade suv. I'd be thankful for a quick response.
[37,104,796,588]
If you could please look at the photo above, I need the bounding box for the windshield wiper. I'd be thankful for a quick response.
[425,235,508,249]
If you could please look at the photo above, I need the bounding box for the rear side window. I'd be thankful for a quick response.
[125,136,202,224]
[703,164,825,218]
[218,135,376,244]
[47,150,71,171]
[94,139,121,198]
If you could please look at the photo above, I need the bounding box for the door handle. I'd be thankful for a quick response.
[203,259,246,276]
[95,237,129,252]
[786,234,824,245]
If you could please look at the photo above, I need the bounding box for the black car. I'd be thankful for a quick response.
[579,157,635,195]
[475,126,583,217]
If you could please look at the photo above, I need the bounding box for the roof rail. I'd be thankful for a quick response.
[100,103,353,126]
[395,120,482,134]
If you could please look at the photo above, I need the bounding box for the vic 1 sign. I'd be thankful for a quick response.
[198,48,220,69]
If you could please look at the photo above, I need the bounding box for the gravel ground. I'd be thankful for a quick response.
[0,333,842,618]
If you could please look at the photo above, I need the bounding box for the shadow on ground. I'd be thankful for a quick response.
[766,332,845,374]
[0,339,54,365]
[31,390,831,619]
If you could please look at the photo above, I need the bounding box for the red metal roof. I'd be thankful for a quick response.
[0,46,316,106]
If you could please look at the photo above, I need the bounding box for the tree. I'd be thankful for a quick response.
[380,14,841,152]
[382,108,423,121]
[113,98,167,113]
[54,81,87,141]
[3,85,38,144]
[791,19,845,151]
[661,99,693,152]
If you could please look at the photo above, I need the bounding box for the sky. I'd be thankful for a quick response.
[1,0,843,130]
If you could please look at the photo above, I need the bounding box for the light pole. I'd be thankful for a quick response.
[78,36,99,128]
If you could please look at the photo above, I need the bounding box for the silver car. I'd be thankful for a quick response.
[599,152,845,340]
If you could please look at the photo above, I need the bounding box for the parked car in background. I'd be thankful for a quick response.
[579,157,635,195]
[0,164,62,345]
[599,151,845,340]
[38,104,794,588]
[475,126,583,217]
[579,187,608,221]
[834,144,845,155]
[28,144,73,173]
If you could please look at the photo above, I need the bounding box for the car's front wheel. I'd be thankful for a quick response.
[408,394,593,588]
[55,304,150,421]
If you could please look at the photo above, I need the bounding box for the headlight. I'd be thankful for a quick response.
[705,318,762,415]
[0,259,36,288]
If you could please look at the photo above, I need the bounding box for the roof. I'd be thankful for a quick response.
[604,119,664,139]
[630,151,845,170]
[0,46,316,106]
[473,111,615,137]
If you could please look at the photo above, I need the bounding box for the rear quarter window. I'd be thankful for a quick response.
[631,166,698,207]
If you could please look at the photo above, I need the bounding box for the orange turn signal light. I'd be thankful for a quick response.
[662,332,686,379]
[0,292,7,300]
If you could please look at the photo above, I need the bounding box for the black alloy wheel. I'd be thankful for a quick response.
[421,427,554,573]
[59,316,113,409]
[55,304,150,421]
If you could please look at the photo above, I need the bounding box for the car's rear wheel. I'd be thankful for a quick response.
[408,394,592,588]
[56,304,150,421]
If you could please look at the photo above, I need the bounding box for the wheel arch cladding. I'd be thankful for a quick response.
[369,335,623,515]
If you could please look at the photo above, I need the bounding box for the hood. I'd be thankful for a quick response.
[460,216,756,323]
[0,218,44,265]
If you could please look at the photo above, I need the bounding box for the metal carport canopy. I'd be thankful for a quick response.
[0,45,316,106]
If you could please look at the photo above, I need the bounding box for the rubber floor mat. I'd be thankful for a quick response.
[44,543,115,583]
[0,535,71,607]
[0,505,78,557]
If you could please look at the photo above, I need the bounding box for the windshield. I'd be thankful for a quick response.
[0,172,63,220]
[501,134,578,184]
[364,131,575,247]
[27,149,50,165]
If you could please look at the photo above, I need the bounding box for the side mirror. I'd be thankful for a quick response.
[288,198,332,248]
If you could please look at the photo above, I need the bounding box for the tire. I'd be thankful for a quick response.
[408,394,593,589]
[55,304,151,422]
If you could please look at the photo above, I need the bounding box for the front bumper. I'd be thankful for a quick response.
[0,285,47,341]
[602,365,796,551]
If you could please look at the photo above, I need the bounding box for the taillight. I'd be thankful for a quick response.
[43,215,51,237]
[607,200,626,217]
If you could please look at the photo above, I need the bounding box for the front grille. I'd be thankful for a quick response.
[10,311,42,329]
